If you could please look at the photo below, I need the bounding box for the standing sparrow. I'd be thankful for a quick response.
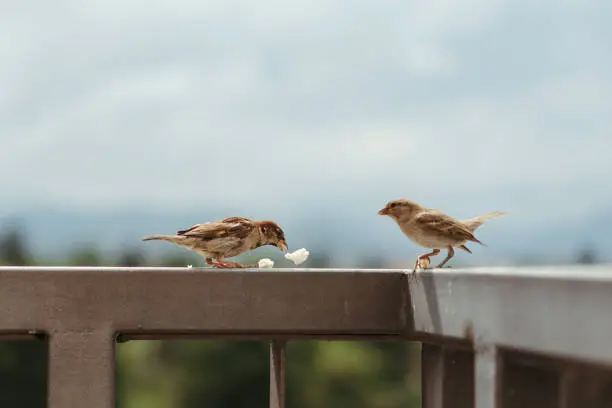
[378,199,506,272]
[142,216,288,268]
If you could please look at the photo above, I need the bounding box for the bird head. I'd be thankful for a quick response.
[257,221,288,253]
[378,199,421,220]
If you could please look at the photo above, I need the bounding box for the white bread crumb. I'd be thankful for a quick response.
[258,258,275,268]
[284,248,310,265]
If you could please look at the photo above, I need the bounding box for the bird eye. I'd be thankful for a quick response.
[390,203,396,208]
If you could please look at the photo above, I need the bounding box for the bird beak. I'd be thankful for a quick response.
[277,240,288,253]
[378,207,389,216]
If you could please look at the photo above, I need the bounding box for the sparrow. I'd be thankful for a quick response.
[142,216,288,268]
[378,199,506,272]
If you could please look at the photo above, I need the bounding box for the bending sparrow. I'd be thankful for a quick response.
[142,216,288,268]
[378,199,506,272]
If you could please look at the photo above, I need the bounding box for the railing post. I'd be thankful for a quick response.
[48,330,115,408]
[421,343,474,408]
[475,343,500,408]
[270,340,286,408]
[422,343,445,408]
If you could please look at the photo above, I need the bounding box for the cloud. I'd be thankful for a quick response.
[0,0,610,240]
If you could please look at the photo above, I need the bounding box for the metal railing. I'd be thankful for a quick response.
[1,265,612,408]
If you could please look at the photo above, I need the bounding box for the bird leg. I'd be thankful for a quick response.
[413,249,440,273]
[436,246,455,268]
[206,258,248,269]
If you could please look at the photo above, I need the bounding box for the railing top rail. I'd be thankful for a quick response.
[2,263,612,278]
[1,265,612,363]
[409,264,612,366]
[3,265,612,408]
[0,268,406,335]
[415,264,612,281]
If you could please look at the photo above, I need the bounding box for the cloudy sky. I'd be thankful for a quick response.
[1,0,611,259]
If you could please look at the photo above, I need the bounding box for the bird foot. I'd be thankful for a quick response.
[410,256,431,285]
[412,255,432,273]
[435,263,453,269]
[209,260,247,269]
[418,257,431,270]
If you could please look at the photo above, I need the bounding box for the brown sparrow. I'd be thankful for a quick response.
[142,216,288,268]
[378,199,506,272]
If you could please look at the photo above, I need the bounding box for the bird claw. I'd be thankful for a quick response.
[413,256,431,273]
[210,261,247,269]
[418,257,431,270]
[410,256,432,284]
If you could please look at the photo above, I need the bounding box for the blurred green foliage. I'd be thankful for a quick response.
[0,224,421,408]
[115,340,420,408]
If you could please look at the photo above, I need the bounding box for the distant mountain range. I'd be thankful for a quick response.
[0,207,610,265]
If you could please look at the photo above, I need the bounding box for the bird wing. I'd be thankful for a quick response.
[415,211,484,245]
[177,217,256,241]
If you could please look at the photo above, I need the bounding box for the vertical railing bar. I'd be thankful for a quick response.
[269,340,286,408]
[474,343,501,408]
[48,330,115,408]
[421,343,445,408]
[558,367,574,408]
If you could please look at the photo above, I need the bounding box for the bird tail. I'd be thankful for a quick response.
[461,211,507,233]
[141,234,184,244]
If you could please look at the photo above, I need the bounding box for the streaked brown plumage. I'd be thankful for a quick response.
[142,216,288,268]
[378,199,506,272]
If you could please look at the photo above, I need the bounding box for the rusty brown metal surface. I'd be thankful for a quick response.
[0,267,406,334]
[3,265,612,408]
[48,331,115,408]
[0,267,405,408]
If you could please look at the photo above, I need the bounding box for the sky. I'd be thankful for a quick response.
[0,0,611,261]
